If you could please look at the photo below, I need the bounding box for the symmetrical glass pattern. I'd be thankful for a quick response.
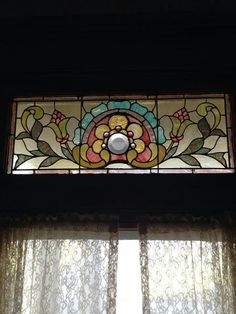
[8,94,235,174]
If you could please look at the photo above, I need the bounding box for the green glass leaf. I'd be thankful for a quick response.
[164,146,178,160]
[210,129,226,137]
[40,156,61,168]
[58,118,69,138]
[170,116,181,136]
[62,147,74,162]
[195,147,211,155]
[31,121,43,141]
[178,155,200,167]
[30,150,45,156]
[37,141,58,157]
[21,106,44,132]
[14,154,32,169]
[16,132,31,140]
[21,110,31,132]
[182,138,204,155]
[209,152,227,167]
[178,120,192,136]
[198,117,211,138]
[197,102,220,129]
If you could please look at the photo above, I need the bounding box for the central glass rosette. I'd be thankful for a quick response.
[72,109,167,169]
[107,133,130,154]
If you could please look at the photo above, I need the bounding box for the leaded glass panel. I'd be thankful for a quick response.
[8,94,235,174]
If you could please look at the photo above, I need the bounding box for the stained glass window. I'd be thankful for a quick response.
[7,94,235,174]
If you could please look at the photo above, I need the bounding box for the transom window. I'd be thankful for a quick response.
[7,94,235,174]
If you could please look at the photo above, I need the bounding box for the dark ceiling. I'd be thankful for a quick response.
[1,1,236,93]
[0,0,236,16]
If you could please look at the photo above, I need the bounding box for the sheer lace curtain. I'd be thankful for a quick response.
[0,216,118,314]
[139,214,236,314]
[1,213,236,314]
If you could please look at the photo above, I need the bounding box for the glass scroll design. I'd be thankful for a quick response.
[12,97,231,172]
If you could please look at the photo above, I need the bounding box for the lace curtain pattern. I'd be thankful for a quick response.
[0,217,118,314]
[139,214,236,314]
[0,213,235,314]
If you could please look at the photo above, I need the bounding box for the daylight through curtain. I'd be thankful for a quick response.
[139,214,236,314]
[0,216,118,314]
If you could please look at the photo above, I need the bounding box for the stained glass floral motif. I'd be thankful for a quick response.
[8,94,234,174]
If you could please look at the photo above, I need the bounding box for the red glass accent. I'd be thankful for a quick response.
[86,148,102,163]
[143,120,156,142]
[170,134,184,142]
[87,128,97,146]
[97,116,110,125]
[136,147,152,162]
[140,126,150,145]
[111,154,127,161]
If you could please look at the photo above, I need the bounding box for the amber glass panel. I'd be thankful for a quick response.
[8,94,234,174]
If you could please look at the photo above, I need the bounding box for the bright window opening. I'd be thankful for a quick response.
[117,238,142,314]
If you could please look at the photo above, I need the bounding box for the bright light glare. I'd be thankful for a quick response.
[116,239,142,314]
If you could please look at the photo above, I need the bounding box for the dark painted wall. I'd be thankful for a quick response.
[0,4,235,221]
[0,0,236,16]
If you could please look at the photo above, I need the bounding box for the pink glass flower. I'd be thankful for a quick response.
[173,108,190,122]
[170,107,192,142]
[51,110,66,124]
[49,110,69,144]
